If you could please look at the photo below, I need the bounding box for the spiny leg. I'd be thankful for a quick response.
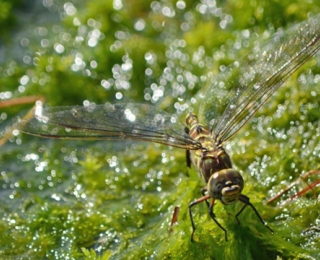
[237,194,273,233]
[186,150,192,168]
[188,194,210,242]
[208,199,228,241]
[184,127,192,169]
[201,187,210,208]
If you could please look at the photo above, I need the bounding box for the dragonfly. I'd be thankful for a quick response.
[15,15,320,241]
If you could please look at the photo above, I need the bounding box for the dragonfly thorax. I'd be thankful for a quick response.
[185,112,233,183]
[192,146,233,183]
[207,169,244,205]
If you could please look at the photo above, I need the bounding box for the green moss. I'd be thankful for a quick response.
[0,0,320,259]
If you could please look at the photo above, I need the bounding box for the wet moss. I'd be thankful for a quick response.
[0,0,320,259]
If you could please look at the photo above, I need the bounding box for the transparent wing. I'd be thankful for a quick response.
[199,14,320,144]
[15,103,201,150]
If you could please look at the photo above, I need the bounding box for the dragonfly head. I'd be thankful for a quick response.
[207,169,244,204]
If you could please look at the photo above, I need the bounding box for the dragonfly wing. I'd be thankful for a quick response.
[15,103,201,150]
[199,14,320,144]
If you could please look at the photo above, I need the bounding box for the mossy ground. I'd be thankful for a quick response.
[0,0,320,259]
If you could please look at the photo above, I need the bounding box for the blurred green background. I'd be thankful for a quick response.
[0,0,320,259]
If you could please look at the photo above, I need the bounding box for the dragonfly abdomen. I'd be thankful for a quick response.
[185,113,211,140]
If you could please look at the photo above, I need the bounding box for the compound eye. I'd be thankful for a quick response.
[212,182,224,198]
[207,174,226,199]
[214,182,223,193]
[207,169,244,201]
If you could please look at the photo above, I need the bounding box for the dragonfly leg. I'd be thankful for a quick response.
[201,187,210,208]
[188,194,210,242]
[237,194,273,233]
[184,126,192,168]
[186,150,192,168]
[208,199,228,241]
